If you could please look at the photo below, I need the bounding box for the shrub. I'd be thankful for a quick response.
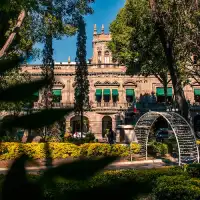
[0,167,188,199]
[0,142,80,160]
[86,143,112,157]
[84,132,95,142]
[130,142,141,154]
[110,144,129,157]
[153,175,200,200]
[0,142,131,160]
[48,143,80,159]
[79,143,91,157]
[42,168,186,199]
[64,132,95,145]
[186,164,200,178]
[79,143,130,157]
[23,143,46,159]
[0,142,22,160]
[148,141,168,156]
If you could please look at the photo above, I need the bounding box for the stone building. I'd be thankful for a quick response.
[22,25,200,138]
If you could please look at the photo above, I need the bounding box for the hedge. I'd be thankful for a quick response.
[153,175,200,200]
[0,168,187,199]
[0,142,139,160]
[41,168,199,199]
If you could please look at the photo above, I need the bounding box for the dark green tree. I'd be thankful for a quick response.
[74,15,90,137]
[109,0,200,119]
[0,0,94,115]
[108,0,171,104]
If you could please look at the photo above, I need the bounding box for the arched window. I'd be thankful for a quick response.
[104,51,110,64]
[98,51,102,63]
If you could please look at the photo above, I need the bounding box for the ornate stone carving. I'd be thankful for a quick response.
[94,81,120,86]
[123,80,137,87]
[54,80,65,88]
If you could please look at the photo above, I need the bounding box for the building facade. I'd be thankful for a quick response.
[22,25,200,138]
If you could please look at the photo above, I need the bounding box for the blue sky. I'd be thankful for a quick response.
[32,0,125,64]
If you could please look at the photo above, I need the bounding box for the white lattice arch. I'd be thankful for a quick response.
[134,111,199,165]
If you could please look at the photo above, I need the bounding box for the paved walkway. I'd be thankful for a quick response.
[0,159,169,174]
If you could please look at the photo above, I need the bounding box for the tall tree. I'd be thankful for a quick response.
[109,0,200,119]
[41,0,55,110]
[74,15,90,137]
[0,0,94,113]
[108,0,171,104]
[147,0,200,119]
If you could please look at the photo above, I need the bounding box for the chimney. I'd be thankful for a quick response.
[68,56,71,63]
[93,24,97,35]
[101,24,104,34]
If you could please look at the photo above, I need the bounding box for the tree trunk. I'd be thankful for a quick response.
[163,42,188,119]
[149,0,189,119]
[0,10,26,58]
[154,24,188,119]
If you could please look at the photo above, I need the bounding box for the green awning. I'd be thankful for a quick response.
[95,89,102,96]
[33,91,39,96]
[112,89,118,96]
[103,89,110,96]
[53,89,61,96]
[126,89,135,96]
[156,87,172,96]
[194,89,200,95]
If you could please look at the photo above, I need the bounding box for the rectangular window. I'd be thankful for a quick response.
[32,91,39,102]
[52,89,62,103]
[95,89,102,103]
[103,89,110,102]
[126,89,135,103]
[156,87,172,103]
[112,89,119,103]
[194,89,200,103]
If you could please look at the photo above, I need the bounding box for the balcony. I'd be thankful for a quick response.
[33,102,74,109]
[93,102,120,108]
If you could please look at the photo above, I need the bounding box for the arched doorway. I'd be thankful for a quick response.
[102,116,112,137]
[70,116,89,133]
[134,111,199,165]
[194,115,200,138]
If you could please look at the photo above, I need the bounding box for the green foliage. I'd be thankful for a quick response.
[153,175,200,200]
[148,141,168,156]
[186,164,200,178]
[74,14,90,135]
[0,0,94,58]
[109,0,198,118]
[2,109,73,130]
[130,142,141,154]
[108,0,170,101]
[0,142,132,160]
[74,15,90,113]
[65,132,95,144]
[79,143,129,157]
[0,167,188,199]
[0,68,31,113]
[0,142,80,160]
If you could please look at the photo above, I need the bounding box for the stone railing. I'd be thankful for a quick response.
[92,102,129,108]
[33,102,74,109]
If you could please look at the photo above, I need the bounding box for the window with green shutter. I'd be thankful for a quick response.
[52,89,62,102]
[156,87,172,96]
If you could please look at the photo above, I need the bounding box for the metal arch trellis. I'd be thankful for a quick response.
[134,111,199,166]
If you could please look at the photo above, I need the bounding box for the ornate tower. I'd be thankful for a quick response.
[91,24,112,64]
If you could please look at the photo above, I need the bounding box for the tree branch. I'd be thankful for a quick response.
[0,10,26,58]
